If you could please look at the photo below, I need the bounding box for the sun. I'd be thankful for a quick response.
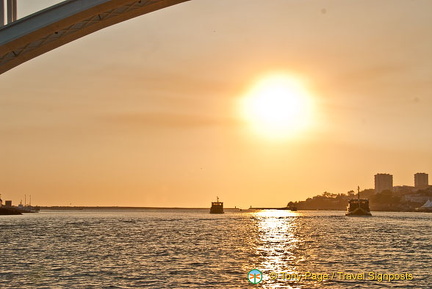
[240,73,313,140]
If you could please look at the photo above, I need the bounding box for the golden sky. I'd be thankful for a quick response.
[1,0,431,207]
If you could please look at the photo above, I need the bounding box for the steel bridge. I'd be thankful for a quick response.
[0,0,190,75]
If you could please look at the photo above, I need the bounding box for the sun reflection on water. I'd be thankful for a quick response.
[253,210,302,287]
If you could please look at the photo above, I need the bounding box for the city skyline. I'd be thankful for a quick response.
[1,0,431,207]
[375,172,430,194]
[2,171,430,207]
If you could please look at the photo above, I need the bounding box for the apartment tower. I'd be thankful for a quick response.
[414,173,428,190]
[374,173,393,193]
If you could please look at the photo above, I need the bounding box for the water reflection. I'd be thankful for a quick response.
[253,210,302,288]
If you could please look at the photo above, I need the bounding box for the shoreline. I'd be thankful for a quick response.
[35,206,430,213]
[38,206,239,211]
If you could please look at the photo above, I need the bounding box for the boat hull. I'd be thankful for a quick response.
[210,205,224,214]
[346,198,372,216]
[210,201,224,214]
[0,207,22,215]
[346,207,372,216]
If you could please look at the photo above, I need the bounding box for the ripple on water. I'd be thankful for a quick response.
[0,210,430,288]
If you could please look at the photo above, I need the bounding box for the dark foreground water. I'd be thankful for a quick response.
[0,209,430,288]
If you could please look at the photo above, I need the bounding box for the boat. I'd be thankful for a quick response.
[0,196,22,215]
[15,195,40,213]
[210,197,224,214]
[0,207,22,215]
[346,186,372,216]
[15,203,40,213]
[0,196,39,214]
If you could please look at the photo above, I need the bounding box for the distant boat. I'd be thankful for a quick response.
[16,203,40,213]
[210,197,224,214]
[346,187,372,216]
[0,207,22,215]
[0,196,22,215]
[2,197,40,214]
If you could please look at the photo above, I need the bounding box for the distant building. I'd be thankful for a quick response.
[404,193,431,204]
[414,173,428,190]
[375,173,393,193]
[393,185,415,194]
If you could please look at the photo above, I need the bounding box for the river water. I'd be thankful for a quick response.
[0,209,430,288]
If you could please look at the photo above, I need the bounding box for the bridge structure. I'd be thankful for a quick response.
[0,0,190,75]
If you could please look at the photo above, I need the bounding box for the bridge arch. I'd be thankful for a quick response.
[0,0,190,74]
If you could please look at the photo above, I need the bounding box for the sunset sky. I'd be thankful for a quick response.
[1,0,431,207]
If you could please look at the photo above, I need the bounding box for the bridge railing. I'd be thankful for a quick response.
[1,0,17,26]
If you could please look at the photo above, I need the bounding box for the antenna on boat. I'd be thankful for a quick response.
[357,186,360,200]
[217,196,219,203]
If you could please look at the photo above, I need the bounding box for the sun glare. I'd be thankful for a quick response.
[240,73,314,140]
